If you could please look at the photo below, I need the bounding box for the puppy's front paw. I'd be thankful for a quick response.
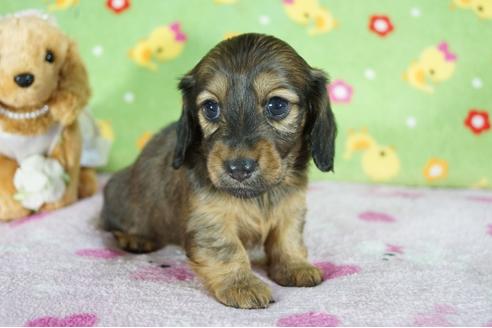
[215,274,273,309]
[269,262,323,287]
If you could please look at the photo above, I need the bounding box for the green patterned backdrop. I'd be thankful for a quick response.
[1,0,491,189]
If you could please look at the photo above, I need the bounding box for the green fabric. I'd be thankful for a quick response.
[1,0,491,189]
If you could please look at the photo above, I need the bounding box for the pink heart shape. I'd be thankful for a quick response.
[358,211,396,223]
[315,262,361,280]
[131,263,195,283]
[26,313,97,327]
[75,248,124,259]
[277,312,340,327]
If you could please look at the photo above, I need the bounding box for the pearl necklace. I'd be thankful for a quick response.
[0,105,49,120]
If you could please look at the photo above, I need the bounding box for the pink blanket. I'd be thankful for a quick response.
[1,181,491,326]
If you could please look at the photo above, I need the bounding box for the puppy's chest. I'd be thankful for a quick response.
[235,197,281,248]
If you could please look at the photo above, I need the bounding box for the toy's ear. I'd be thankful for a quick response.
[305,69,337,172]
[49,39,91,126]
[172,74,198,169]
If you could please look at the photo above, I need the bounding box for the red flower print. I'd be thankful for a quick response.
[464,109,490,135]
[369,15,394,37]
[106,0,130,14]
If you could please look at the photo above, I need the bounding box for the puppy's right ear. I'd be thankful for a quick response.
[173,74,197,169]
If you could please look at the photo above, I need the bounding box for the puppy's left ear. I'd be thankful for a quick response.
[172,74,197,169]
[306,69,337,172]
[49,39,91,126]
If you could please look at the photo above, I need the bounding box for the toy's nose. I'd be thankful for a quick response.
[14,73,35,88]
[224,158,257,182]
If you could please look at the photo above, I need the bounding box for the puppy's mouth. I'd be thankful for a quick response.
[221,187,266,199]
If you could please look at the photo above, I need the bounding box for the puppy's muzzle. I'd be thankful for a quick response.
[14,73,35,88]
[224,158,257,182]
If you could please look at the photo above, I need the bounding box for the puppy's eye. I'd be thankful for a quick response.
[265,96,290,120]
[45,50,55,63]
[202,100,220,121]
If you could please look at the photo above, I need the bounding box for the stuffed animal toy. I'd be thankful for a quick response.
[0,10,110,221]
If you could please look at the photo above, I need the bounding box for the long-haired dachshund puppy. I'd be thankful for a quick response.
[101,33,336,309]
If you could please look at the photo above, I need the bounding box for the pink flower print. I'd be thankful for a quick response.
[315,262,361,280]
[327,80,353,104]
[277,312,341,327]
[26,313,98,327]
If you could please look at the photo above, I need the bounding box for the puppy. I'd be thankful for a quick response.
[102,33,337,309]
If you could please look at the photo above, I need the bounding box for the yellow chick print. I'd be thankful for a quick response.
[362,145,401,182]
[137,132,153,150]
[404,42,457,93]
[214,0,238,4]
[224,32,241,40]
[48,0,79,11]
[451,0,492,18]
[129,22,187,71]
[96,120,115,142]
[344,128,376,160]
[450,0,473,9]
[283,0,338,35]
[344,129,401,182]
[471,0,492,19]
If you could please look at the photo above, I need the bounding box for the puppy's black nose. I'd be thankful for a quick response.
[224,158,257,182]
[14,73,35,88]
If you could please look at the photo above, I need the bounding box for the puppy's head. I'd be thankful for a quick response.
[173,33,336,198]
[0,14,74,108]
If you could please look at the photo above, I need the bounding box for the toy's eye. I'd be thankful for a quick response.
[156,47,163,53]
[202,100,220,121]
[265,96,290,120]
[45,50,55,63]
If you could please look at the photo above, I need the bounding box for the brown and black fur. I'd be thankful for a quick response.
[101,33,337,309]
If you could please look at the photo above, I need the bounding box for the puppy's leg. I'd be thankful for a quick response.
[186,213,273,309]
[265,192,323,287]
[101,169,159,254]
[112,231,158,254]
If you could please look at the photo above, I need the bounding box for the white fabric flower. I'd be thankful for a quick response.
[13,155,69,211]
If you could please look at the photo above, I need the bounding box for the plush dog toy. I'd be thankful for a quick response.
[0,11,110,221]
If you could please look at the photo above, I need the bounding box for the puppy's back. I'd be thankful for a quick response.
[101,123,190,248]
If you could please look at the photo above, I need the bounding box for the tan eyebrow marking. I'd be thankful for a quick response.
[196,90,218,106]
[254,72,289,100]
[267,88,299,104]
